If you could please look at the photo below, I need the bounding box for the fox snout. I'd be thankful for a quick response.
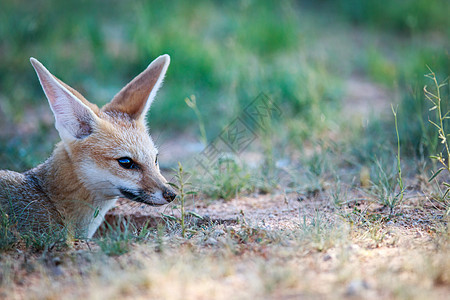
[163,187,177,202]
[118,184,177,206]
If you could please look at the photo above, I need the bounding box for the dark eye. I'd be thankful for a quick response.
[155,154,158,165]
[117,157,138,169]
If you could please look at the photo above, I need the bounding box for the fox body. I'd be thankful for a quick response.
[0,55,176,238]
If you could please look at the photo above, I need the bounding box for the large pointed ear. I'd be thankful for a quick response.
[30,58,100,141]
[101,54,170,121]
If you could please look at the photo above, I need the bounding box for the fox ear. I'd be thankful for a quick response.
[30,58,99,141]
[102,54,170,121]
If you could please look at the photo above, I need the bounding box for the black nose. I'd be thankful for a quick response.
[163,188,177,202]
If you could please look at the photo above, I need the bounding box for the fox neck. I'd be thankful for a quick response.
[32,142,118,238]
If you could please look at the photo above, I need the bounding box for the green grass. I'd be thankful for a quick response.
[0,210,68,252]
[0,209,17,251]
[96,221,137,256]
[196,156,253,201]
[0,0,447,171]
[318,0,449,34]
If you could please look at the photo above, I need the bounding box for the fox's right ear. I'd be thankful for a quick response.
[102,54,170,121]
[30,58,100,142]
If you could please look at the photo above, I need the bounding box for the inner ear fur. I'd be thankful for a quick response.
[101,54,170,120]
[30,57,100,141]
[53,76,100,115]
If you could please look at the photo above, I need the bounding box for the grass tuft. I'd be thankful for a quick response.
[425,69,450,214]
[198,156,253,201]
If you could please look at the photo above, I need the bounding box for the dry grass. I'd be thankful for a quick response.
[1,187,449,300]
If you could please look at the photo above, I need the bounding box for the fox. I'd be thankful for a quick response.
[0,55,177,239]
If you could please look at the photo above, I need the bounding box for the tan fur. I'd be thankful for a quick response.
[0,55,176,238]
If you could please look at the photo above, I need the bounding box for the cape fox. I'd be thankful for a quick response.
[0,55,177,238]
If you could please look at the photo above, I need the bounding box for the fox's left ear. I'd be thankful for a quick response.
[102,54,170,121]
[30,58,100,142]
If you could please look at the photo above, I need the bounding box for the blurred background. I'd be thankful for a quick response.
[0,0,448,176]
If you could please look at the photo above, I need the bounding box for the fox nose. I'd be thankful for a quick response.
[163,188,177,202]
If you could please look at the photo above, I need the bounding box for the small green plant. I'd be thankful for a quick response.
[368,220,386,248]
[369,158,403,216]
[200,156,253,201]
[328,176,348,208]
[298,211,338,252]
[172,162,188,238]
[392,105,405,209]
[425,69,450,214]
[169,162,198,238]
[365,107,404,216]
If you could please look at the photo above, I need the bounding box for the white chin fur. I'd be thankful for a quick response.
[150,190,169,205]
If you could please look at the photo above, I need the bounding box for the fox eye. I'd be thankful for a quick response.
[155,155,158,165]
[117,157,138,170]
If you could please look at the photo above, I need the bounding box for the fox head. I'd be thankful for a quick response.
[30,55,177,206]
